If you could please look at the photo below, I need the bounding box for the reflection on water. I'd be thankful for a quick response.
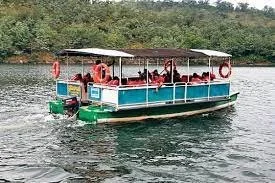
[0,64,274,182]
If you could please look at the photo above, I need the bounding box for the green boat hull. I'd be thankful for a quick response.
[49,92,239,124]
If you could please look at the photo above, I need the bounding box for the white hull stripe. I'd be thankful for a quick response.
[97,101,236,124]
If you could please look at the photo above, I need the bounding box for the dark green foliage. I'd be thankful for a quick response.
[0,0,274,61]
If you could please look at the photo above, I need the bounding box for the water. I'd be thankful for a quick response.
[0,64,274,182]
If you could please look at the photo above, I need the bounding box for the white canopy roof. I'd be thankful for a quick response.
[63,48,134,57]
[58,48,231,58]
[191,49,232,57]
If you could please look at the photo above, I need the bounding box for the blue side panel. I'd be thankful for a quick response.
[57,82,68,96]
[148,87,173,102]
[187,85,208,99]
[175,86,185,100]
[118,89,146,105]
[210,83,230,97]
[88,86,101,101]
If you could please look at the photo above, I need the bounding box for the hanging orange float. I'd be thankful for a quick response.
[92,63,111,83]
[219,62,231,78]
[52,61,60,79]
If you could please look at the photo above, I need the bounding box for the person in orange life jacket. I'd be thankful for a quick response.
[191,73,202,83]
[108,76,119,86]
[152,69,159,81]
[138,68,152,83]
[92,59,115,79]
[201,72,210,81]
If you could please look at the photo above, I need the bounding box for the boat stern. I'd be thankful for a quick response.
[78,106,98,122]
[78,105,115,123]
[49,99,64,114]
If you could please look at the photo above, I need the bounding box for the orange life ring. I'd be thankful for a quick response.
[219,62,231,78]
[164,59,177,71]
[52,61,60,79]
[93,63,111,83]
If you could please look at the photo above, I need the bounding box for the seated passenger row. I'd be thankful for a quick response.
[70,70,216,88]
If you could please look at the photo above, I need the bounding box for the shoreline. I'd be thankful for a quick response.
[1,53,274,67]
[1,62,274,67]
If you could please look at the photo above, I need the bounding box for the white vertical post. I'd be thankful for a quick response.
[173,83,175,104]
[186,58,190,102]
[100,60,103,108]
[81,59,84,100]
[228,57,231,97]
[119,57,122,86]
[66,53,69,96]
[172,59,175,104]
[187,58,190,83]
[184,82,187,103]
[174,59,176,104]
[66,53,69,81]
[146,59,149,107]
[208,57,211,100]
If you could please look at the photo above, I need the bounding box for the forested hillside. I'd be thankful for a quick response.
[0,0,274,63]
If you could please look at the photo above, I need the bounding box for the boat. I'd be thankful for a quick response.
[49,48,239,124]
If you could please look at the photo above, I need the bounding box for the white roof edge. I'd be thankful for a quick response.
[191,49,232,57]
[64,48,134,57]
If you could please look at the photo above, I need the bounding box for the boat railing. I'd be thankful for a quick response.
[55,79,83,98]
[86,80,230,110]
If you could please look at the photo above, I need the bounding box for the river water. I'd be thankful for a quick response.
[0,64,274,182]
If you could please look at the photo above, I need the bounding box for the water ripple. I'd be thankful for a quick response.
[0,65,274,182]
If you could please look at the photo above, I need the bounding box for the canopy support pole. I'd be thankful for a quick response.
[112,58,115,78]
[146,58,149,107]
[66,53,69,81]
[119,57,122,86]
[228,57,231,97]
[208,57,211,101]
[187,58,190,82]
[66,53,69,96]
[171,58,174,83]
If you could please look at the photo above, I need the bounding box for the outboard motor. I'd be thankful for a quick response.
[63,97,79,117]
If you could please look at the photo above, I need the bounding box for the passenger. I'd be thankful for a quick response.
[151,69,165,85]
[83,73,93,92]
[191,73,201,83]
[91,60,102,73]
[163,73,170,83]
[173,70,181,82]
[83,73,92,82]
[151,69,159,82]
[181,75,191,83]
[210,72,216,80]
[113,76,119,86]
[192,73,200,79]
[138,69,152,82]
[108,76,119,86]
[201,72,210,82]
[92,59,114,78]
[152,69,159,77]
[71,73,82,81]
